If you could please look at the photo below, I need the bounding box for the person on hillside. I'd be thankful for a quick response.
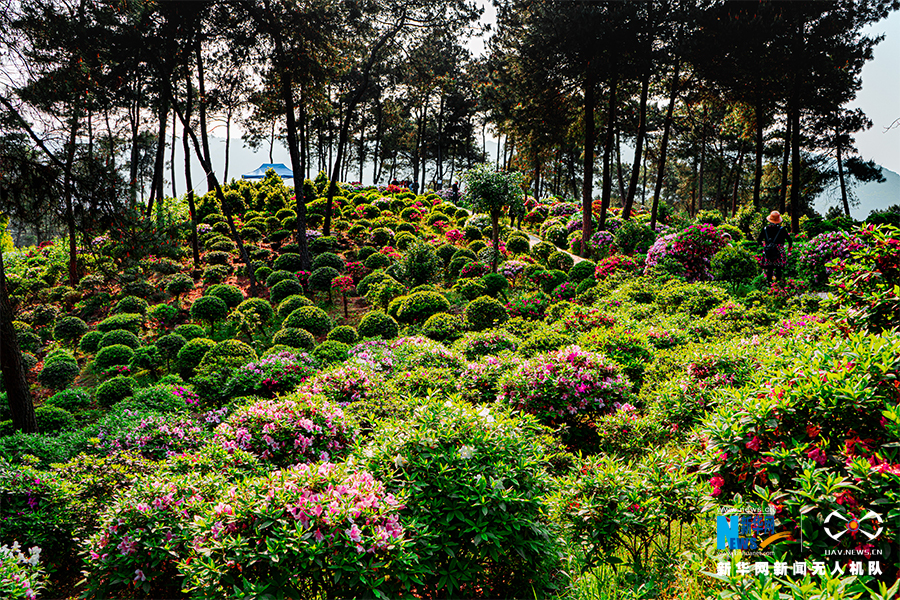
[757,211,793,283]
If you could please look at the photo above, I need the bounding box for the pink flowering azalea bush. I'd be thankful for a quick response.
[795,230,865,289]
[214,394,354,466]
[594,253,641,280]
[456,354,522,404]
[498,345,631,423]
[98,410,213,460]
[179,463,412,599]
[224,351,318,399]
[644,224,727,282]
[309,364,388,405]
[697,330,900,565]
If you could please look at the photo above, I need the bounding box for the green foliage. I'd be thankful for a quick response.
[453,277,487,300]
[52,316,88,345]
[272,327,315,350]
[272,252,304,272]
[481,272,508,297]
[95,375,137,407]
[46,388,91,412]
[99,328,141,350]
[113,295,149,315]
[173,324,206,341]
[547,250,574,272]
[196,339,258,378]
[35,405,76,433]
[96,312,143,334]
[311,251,345,272]
[156,333,187,359]
[189,295,229,327]
[148,302,179,325]
[283,306,333,335]
[266,269,296,288]
[269,278,305,305]
[656,281,730,317]
[357,310,399,340]
[313,340,350,364]
[711,245,759,286]
[363,251,391,270]
[165,273,194,298]
[464,295,508,331]
[401,240,442,287]
[235,297,275,326]
[395,290,450,324]
[38,353,79,390]
[308,266,339,293]
[203,284,244,308]
[422,312,465,342]
[327,325,358,345]
[93,344,135,371]
[275,294,314,321]
[568,259,596,283]
[78,330,104,354]
[175,337,216,375]
[356,398,559,598]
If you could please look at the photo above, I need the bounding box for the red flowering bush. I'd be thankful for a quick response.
[644,224,727,282]
[594,254,642,280]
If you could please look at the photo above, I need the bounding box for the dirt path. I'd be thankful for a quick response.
[520,231,588,264]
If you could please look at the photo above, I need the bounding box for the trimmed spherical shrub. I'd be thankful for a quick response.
[357,311,399,340]
[149,303,179,324]
[363,252,391,270]
[190,296,229,327]
[499,345,630,422]
[357,271,392,297]
[464,295,509,331]
[309,235,337,253]
[422,312,464,342]
[568,260,596,283]
[272,327,316,350]
[448,256,473,278]
[204,284,245,308]
[283,306,333,336]
[196,339,258,377]
[46,388,92,412]
[175,337,216,374]
[53,316,88,345]
[312,252,345,272]
[165,274,194,298]
[547,251,574,273]
[313,340,350,364]
[38,354,80,390]
[273,252,304,272]
[113,295,149,315]
[538,269,569,295]
[327,325,358,345]
[95,375,137,407]
[505,235,530,255]
[454,278,487,301]
[255,266,274,283]
[94,344,135,371]
[99,329,141,350]
[202,265,232,285]
[173,324,206,341]
[356,246,378,262]
[266,270,296,288]
[519,328,572,357]
[235,297,275,326]
[131,345,163,372]
[456,329,520,360]
[308,266,340,294]
[79,330,104,354]
[35,405,76,433]
[530,241,555,262]
[395,291,450,324]
[97,313,143,334]
[276,295,315,321]
[711,245,759,286]
[270,278,305,305]
[481,273,509,297]
[156,333,187,359]
[205,250,232,265]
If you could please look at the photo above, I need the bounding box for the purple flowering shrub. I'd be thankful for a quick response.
[348,340,395,373]
[456,354,522,404]
[795,231,865,289]
[223,351,318,398]
[506,292,550,319]
[98,411,213,460]
[309,365,387,404]
[214,394,354,466]
[499,345,631,422]
[180,463,411,599]
[643,224,727,282]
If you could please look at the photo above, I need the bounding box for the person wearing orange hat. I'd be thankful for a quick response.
[757,211,793,283]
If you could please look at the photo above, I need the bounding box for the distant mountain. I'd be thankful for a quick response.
[814,165,900,220]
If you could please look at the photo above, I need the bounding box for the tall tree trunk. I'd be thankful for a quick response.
[63,114,80,286]
[753,98,765,209]
[147,96,168,216]
[837,130,850,217]
[128,94,141,207]
[196,36,214,192]
[615,127,626,205]
[600,74,618,230]
[623,72,650,219]
[184,72,200,267]
[697,114,707,214]
[731,142,745,217]
[580,69,596,254]
[779,114,791,215]
[269,120,275,163]
[0,247,35,433]
[651,59,678,231]
[224,109,232,182]
[436,94,444,187]
[358,113,366,184]
[789,100,801,233]
[171,109,177,198]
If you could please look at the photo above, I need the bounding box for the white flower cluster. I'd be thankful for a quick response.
[0,542,42,567]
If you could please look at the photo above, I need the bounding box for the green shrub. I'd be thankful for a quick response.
[204,250,231,265]
[311,252,345,272]
[283,306,333,336]
[456,329,520,360]
[99,328,141,350]
[38,354,80,390]
[454,277,487,301]
[276,294,314,320]
[203,283,245,308]
[422,312,464,342]
[355,398,560,598]
[395,290,450,324]
[94,344,135,371]
[327,325,358,345]
[613,220,656,254]
[481,272,508,297]
[401,241,442,287]
[357,311,399,340]
[271,327,314,350]
[254,265,274,283]
[356,246,377,261]
[95,375,137,407]
[96,313,143,334]
[269,278,305,305]
[175,337,216,375]
[506,234,530,254]
[711,245,759,286]
[131,344,163,372]
[79,330,104,353]
[547,251,574,272]
[165,273,194,298]
[308,266,339,295]
[173,324,206,341]
[357,270,392,297]
[149,303,179,325]
[313,340,349,364]
[273,252,304,272]
[190,295,229,327]
[235,297,275,326]
[35,405,76,433]
[46,388,92,411]
[201,264,231,284]
[656,281,730,317]
[156,333,187,360]
[53,316,88,345]
[519,328,572,357]
[363,252,390,270]
[539,269,569,294]
[309,235,336,253]
[530,241,555,262]
[464,295,508,331]
[568,260,596,283]
[196,339,257,378]
[113,295,149,315]
[266,269,296,288]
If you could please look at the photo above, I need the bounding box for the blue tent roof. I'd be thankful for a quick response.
[241,163,294,180]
